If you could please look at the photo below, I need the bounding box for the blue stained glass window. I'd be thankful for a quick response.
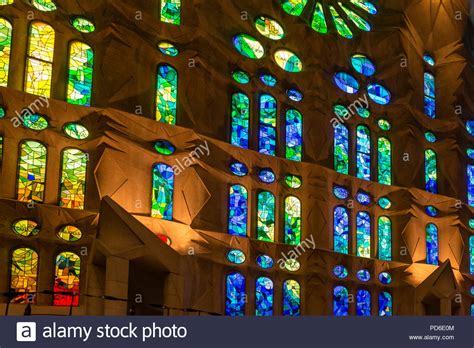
[256,255,274,269]
[334,123,349,174]
[259,94,277,156]
[378,197,391,209]
[378,272,392,285]
[351,54,375,76]
[378,216,392,261]
[257,191,275,242]
[228,184,248,237]
[256,277,273,316]
[334,72,359,94]
[367,83,391,105]
[333,286,349,316]
[425,149,437,193]
[426,223,439,265]
[423,54,435,66]
[230,161,248,176]
[425,205,439,217]
[425,131,436,143]
[287,88,303,102]
[333,186,349,200]
[471,304,474,316]
[470,236,474,275]
[334,206,349,254]
[467,148,474,159]
[151,163,174,220]
[468,165,474,206]
[424,72,436,118]
[356,125,371,181]
[285,109,303,161]
[155,64,178,125]
[230,92,250,149]
[225,272,245,316]
[467,121,474,136]
[283,280,300,316]
[227,249,246,264]
[259,73,277,87]
[356,212,371,258]
[356,191,371,205]
[258,168,276,183]
[333,265,348,279]
[357,269,371,282]
[357,289,371,316]
[379,291,392,316]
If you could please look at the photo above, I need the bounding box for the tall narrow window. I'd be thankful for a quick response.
[283,279,300,316]
[17,140,47,202]
[284,196,301,245]
[257,191,275,242]
[356,125,371,180]
[285,109,302,161]
[426,223,438,265]
[334,123,349,174]
[67,41,94,106]
[230,92,249,149]
[228,184,248,237]
[379,291,392,316]
[151,163,174,220]
[25,21,55,97]
[255,276,273,316]
[356,211,370,258]
[225,272,245,316]
[377,137,391,185]
[425,149,437,193]
[59,148,87,210]
[0,17,12,87]
[356,289,371,316]
[424,72,436,118]
[333,285,349,316]
[378,216,391,261]
[54,252,80,306]
[259,94,277,156]
[10,247,38,304]
[468,165,474,206]
[334,206,349,254]
[469,236,474,275]
[156,64,178,125]
[160,0,181,25]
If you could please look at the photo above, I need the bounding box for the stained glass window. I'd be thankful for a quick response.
[378,216,391,261]
[257,191,275,242]
[225,272,245,316]
[151,163,174,220]
[329,5,353,39]
[25,21,55,97]
[67,41,94,106]
[285,196,301,245]
[424,72,436,118]
[0,135,2,163]
[334,123,349,174]
[12,219,40,237]
[259,94,277,156]
[311,2,327,33]
[10,247,38,304]
[54,252,80,306]
[333,285,349,316]
[71,17,95,33]
[377,137,391,185]
[227,249,246,264]
[0,18,12,87]
[59,149,87,209]
[426,223,438,265]
[356,289,371,316]
[30,0,57,11]
[255,15,284,40]
[232,34,264,59]
[356,125,371,180]
[63,123,89,140]
[425,149,437,193]
[334,206,349,254]
[160,0,181,25]
[282,0,308,16]
[379,291,392,316]
[17,140,47,202]
[470,236,474,275]
[367,83,391,105]
[356,211,370,258]
[0,0,14,5]
[256,277,273,316]
[286,109,303,161]
[334,72,359,93]
[156,64,178,125]
[274,49,303,73]
[228,184,248,237]
[258,168,276,183]
[230,92,249,149]
[57,225,82,242]
[468,165,474,206]
[283,280,300,316]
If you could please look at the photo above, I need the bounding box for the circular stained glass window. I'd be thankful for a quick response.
[71,17,95,33]
[378,197,392,209]
[334,72,359,94]
[227,249,246,264]
[356,191,371,205]
[230,161,248,176]
[333,265,348,279]
[259,73,277,87]
[57,225,83,242]
[256,254,274,269]
[232,70,250,84]
[254,15,285,40]
[284,259,300,272]
[333,186,349,200]
[367,83,391,104]
[22,113,48,130]
[232,34,264,59]
[287,88,303,102]
[378,272,392,285]
[378,119,391,131]
[285,174,302,189]
[425,205,438,217]
[258,168,276,183]
[351,54,376,76]
[157,41,179,56]
[357,269,371,282]
[154,140,176,155]
[30,0,57,11]
[425,132,436,143]
[274,49,303,73]
[63,123,89,140]
[12,219,40,237]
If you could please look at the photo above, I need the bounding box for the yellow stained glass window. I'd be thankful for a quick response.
[59,148,87,209]
[10,247,38,304]
[17,140,47,202]
[0,17,12,87]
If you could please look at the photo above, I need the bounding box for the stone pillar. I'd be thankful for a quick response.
[104,256,129,315]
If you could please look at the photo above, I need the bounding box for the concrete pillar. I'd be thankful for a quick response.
[104,256,129,315]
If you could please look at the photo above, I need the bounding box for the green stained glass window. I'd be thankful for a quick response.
[67,41,94,106]
[339,3,371,31]
[232,70,250,84]
[285,174,302,189]
[232,34,264,59]
[71,17,95,33]
[63,123,89,140]
[351,0,377,14]
[60,148,88,210]
[17,140,47,202]
[311,2,328,33]
[0,105,5,118]
[255,15,284,40]
[334,123,349,174]
[377,137,392,185]
[285,196,301,245]
[0,18,12,87]
[286,109,303,161]
[22,113,48,130]
[356,125,371,181]
[158,41,179,56]
[10,247,38,304]
[356,211,371,258]
[156,64,178,125]
[274,49,303,73]
[259,94,277,156]
[160,0,181,25]
[257,191,275,242]
[30,0,57,11]
[378,119,391,130]
[152,163,174,220]
[281,0,308,16]
[425,149,437,193]
[231,92,250,149]
[378,216,391,260]
[283,280,301,316]
[329,5,353,39]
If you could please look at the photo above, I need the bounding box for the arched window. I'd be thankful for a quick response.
[356,211,370,258]
[67,41,94,106]
[10,247,38,304]
[424,149,437,193]
[379,291,392,316]
[258,94,277,156]
[469,236,474,275]
[284,196,301,245]
[225,272,245,316]
[377,137,391,185]
[17,140,47,202]
[0,0,14,6]
[0,17,12,87]
[356,125,371,181]
[378,216,391,261]
[334,206,349,254]
[25,21,55,97]
[59,148,88,210]
[151,163,174,220]
[333,285,349,316]
[334,123,349,174]
[426,223,438,265]
[228,184,248,237]
[156,64,178,125]
[283,279,300,316]
[356,289,371,316]
[424,72,436,118]
[255,276,273,316]
[257,191,275,242]
[54,252,80,306]
[285,109,302,161]
[160,0,181,25]
[468,165,474,206]
[230,92,249,149]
